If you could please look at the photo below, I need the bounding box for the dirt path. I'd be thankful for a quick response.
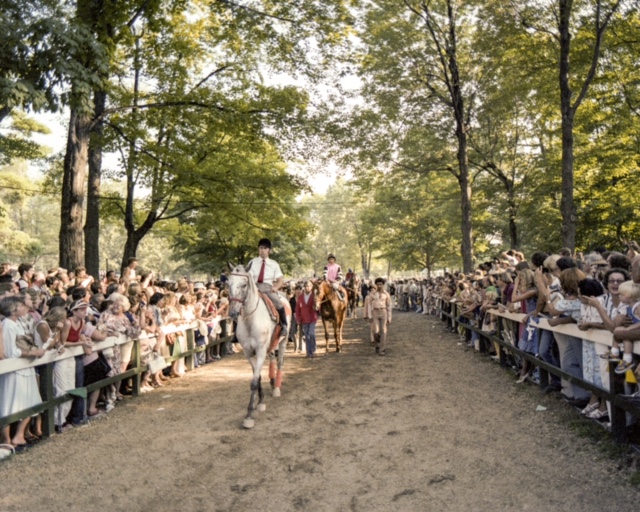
[1,310,639,511]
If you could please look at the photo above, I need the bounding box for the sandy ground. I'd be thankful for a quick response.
[1,309,639,511]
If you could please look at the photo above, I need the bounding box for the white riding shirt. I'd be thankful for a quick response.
[247,257,283,286]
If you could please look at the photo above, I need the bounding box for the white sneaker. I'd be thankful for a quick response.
[105,403,115,412]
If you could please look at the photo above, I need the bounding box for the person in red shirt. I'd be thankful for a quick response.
[295,280,318,358]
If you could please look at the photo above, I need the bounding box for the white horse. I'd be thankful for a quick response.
[227,264,291,429]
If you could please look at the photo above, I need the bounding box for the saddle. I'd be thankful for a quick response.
[259,292,280,323]
[259,292,292,352]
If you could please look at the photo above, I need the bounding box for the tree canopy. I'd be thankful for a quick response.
[2,0,640,276]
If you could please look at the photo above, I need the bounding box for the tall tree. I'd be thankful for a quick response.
[341,0,479,271]
[101,0,354,270]
[513,0,624,251]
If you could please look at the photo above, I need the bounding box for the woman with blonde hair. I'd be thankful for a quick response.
[542,267,591,406]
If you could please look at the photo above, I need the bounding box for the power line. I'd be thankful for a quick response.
[0,183,461,207]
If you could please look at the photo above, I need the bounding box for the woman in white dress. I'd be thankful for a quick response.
[0,296,46,448]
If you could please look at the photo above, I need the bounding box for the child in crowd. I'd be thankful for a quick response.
[613,281,640,374]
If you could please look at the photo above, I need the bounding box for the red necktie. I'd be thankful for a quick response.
[257,259,266,283]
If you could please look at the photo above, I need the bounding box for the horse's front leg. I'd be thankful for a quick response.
[243,373,259,429]
[322,317,330,353]
[243,352,267,429]
[333,319,341,352]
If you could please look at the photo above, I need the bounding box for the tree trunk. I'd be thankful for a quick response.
[360,246,371,278]
[121,229,145,273]
[558,0,576,252]
[507,182,518,249]
[457,130,473,273]
[446,0,473,273]
[84,89,106,279]
[426,250,431,278]
[121,204,158,273]
[59,109,90,270]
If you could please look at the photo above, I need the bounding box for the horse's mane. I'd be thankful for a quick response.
[316,279,336,297]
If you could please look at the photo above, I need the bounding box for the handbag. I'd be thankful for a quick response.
[147,352,167,373]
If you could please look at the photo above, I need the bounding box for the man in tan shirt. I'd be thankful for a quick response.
[366,277,392,355]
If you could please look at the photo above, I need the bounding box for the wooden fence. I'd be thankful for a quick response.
[437,298,639,444]
[0,322,232,440]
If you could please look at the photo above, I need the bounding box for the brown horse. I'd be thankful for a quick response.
[344,274,360,318]
[313,280,348,353]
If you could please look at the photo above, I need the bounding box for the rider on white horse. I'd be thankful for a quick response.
[323,254,345,301]
[246,238,288,337]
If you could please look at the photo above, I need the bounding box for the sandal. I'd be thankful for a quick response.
[581,403,599,415]
[24,434,41,445]
[587,408,609,420]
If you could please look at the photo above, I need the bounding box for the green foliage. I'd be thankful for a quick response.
[5,0,640,273]
[0,0,109,116]
[0,163,60,266]
[0,110,50,165]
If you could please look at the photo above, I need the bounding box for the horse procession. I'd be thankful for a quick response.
[227,240,389,428]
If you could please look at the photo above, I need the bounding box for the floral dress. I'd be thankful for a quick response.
[580,302,604,388]
[98,310,134,375]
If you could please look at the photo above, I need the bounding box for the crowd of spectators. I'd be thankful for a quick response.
[0,258,234,451]
[387,244,640,427]
[4,244,640,452]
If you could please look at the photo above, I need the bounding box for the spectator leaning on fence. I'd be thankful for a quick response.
[541,267,591,406]
[611,281,640,375]
[611,256,640,369]
[0,295,46,449]
[576,278,609,419]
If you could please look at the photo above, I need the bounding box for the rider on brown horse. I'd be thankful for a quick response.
[323,254,346,302]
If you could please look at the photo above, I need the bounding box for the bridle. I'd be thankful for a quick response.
[229,272,259,319]
[314,282,332,307]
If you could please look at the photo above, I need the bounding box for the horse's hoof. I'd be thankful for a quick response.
[242,418,255,429]
[273,388,281,398]
[257,403,267,412]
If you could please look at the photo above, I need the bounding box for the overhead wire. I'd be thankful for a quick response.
[0,182,461,207]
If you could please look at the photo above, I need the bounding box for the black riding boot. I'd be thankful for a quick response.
[277,306,288,337]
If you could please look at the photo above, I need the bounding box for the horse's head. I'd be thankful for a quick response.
[227,264,253,319]
[313,279,328,310]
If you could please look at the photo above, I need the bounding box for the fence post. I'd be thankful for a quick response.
[132,338,141,397]
[185,327,195,372]
[609,363,628,444]
[39,361,56,438]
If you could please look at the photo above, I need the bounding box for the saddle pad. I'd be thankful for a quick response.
[259,292,280,323]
